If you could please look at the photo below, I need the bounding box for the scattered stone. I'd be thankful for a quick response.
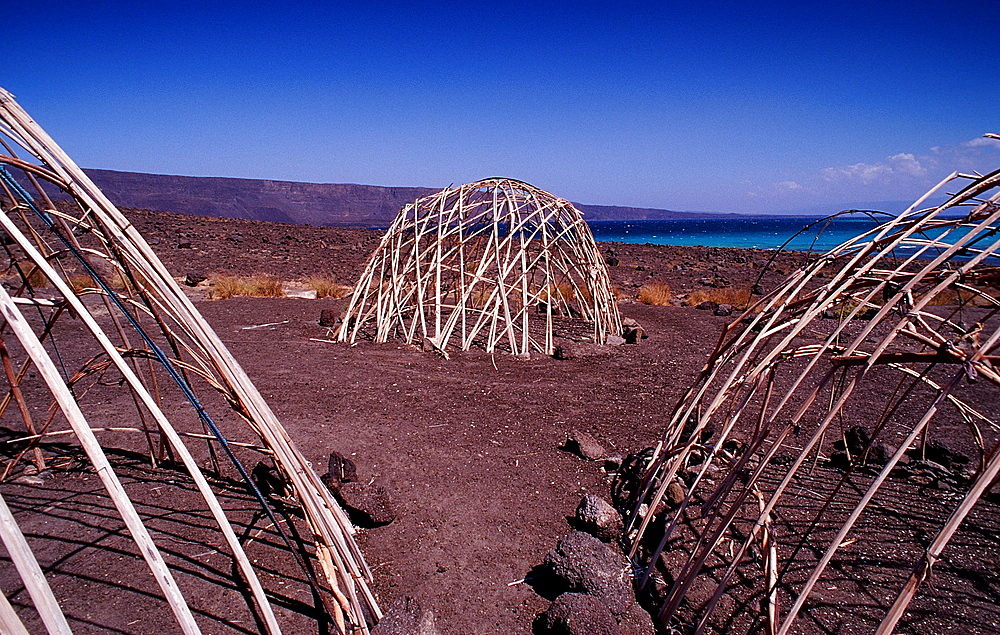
[327,450,358,484]
[665,480,686,506]
[605,335,626,346]
[251,462,289,498]
[553,343,575,360]
[541,593,619,635]
[695,301,718,311]
[713,304,733,316]
[916,439,970,470]
[565,430,608,460]
[621,318,646,344]
[184,272,206,287]
[752,283,765,295]
[603,456,623,472]
[618,602,656,635]
[372,596,441,635]
[335,481,397,526]
[318,309,341,327]
[575,494,624,542]
[543,532,633,616]
[176,241,192,249]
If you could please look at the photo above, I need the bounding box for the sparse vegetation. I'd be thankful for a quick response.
[686,286,752,307]
[304,276,353,299]
[209,274,285,299]
[638,282,673,305]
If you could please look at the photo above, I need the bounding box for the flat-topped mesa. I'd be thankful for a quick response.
[338,178,623,357]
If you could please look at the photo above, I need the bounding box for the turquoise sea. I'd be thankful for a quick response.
[587,216,890,252]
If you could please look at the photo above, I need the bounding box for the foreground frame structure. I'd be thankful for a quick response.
[0,89,378,633]
[626,152,1000,633]
[338,178,622,357]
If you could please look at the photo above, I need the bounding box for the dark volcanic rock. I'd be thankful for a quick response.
[335,482,397,527]
[574,494,624,542]
[621,317,647,344]
[695,301,718,311]
[319,309,341,327]
[544,532,632,615]
[327,450,358,484]
[372,596,440,635]
[541,593,619,635]
[713,304,733,316]
[565,430,608,460]
[184,272,206,287]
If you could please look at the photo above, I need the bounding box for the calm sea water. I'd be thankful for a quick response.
[587,217,892,252]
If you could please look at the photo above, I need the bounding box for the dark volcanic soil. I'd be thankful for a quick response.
[2,208,999,634]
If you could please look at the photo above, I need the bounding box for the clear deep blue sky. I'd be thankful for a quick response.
[4,1,999,214]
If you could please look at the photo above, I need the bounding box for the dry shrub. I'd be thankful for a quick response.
[11,261,47,289]
[305,276,353,299]
[920,287,993,307]
[638,282,673,305]
[686,286,752,307]
[546,282,579,303]
[210,275,285,299]
[66,274,96,293]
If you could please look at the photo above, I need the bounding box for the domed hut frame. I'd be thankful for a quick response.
[623,149,1000,634]
[339,178,622,356]
[0,89,378,634]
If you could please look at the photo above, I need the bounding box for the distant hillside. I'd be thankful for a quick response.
[75,169,721,226]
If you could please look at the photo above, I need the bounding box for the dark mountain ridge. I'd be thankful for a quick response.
[78,169,729,226]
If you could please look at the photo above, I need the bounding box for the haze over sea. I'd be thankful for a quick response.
[588,216,895,252]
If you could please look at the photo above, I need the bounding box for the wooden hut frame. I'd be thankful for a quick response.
[625,147,1000,634]
[0,88,378,633]
[338,178,622,357]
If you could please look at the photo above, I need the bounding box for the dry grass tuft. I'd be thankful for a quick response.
[686,286,753,307]
[305,276,353,299]
[638,282,673,305]
[210,275,285,299]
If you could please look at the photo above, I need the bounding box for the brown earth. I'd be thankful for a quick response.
[1,208,998,635]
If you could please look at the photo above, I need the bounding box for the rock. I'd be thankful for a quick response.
[251,462,289,498]
[752,283,765,295]
[665,480,686,506]
[553,343,575,360]
[544,532,633,616]
[605,335,626,346]
[327,450,358,484]
[921,439,970,470]
[565,430,608,460]
[541,593,619,635]
[575,494,624,542]
[695,301,719,311]
[713,304,733,316]
[335,481,397,526]
[319,309,341,327]
[618,602,656,635]
[621,318,647,344]
[184,272,206,287]
[605,253,620,267]
[176,241,192,249]
[372,596,440,635]
[603,456,623,472]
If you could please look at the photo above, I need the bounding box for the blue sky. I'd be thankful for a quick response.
[3,1,999,214]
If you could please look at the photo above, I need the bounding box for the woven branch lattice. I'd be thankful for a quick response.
[338,178,622,357]
[0,89,378,634]
[625,152,1000,634]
